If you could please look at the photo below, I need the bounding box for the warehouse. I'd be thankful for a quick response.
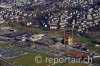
[4,30,27,38]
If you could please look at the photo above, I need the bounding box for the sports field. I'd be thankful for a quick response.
[8,52,88,66]
[8,52,61,66]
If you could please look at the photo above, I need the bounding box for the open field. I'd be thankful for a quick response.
[86,45,100,51]
[75,35,92,43]
[4,23,64,37]
[8,52,59,66]
[0,42,9,47]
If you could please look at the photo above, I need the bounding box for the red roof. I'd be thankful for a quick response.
[70,51,88,58]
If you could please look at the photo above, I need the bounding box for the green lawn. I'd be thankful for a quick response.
[0,43,9,47]
[86,45,100,51]
[75,35,91,43]
[8,51,61,66]
[8,23,64,37]
[10,23,43,33]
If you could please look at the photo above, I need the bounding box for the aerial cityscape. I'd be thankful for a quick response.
[0,0,100,66]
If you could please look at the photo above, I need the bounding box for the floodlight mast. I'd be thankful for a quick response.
[72,21,75,37]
